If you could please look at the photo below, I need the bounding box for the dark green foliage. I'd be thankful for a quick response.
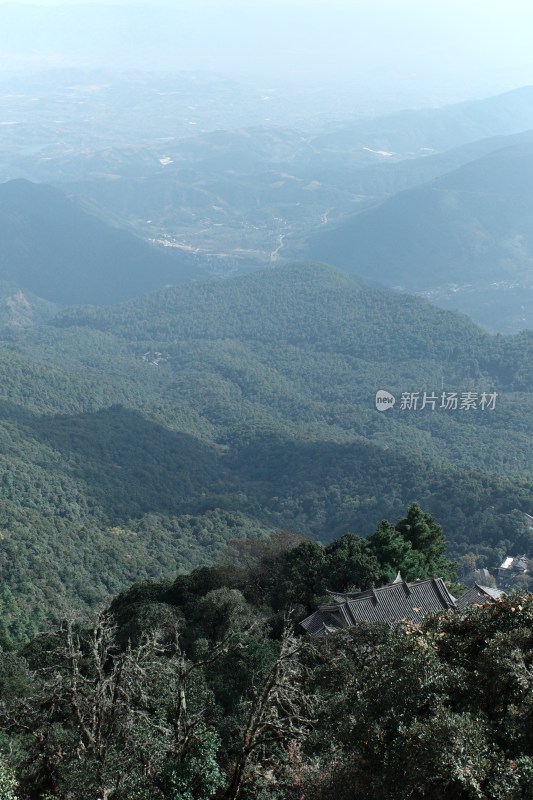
[0,650,31,703]
[161,729,225,800]
[4,551,533,800]
[278,541,326,610]
[0,587,35,651]
[299,594,533,800]
[193,588,258,642]
[368,503,456,581]
[367,520,413,581]
[322,534,381,592]
[0,758,17,800]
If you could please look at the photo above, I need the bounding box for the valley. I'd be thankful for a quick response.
[4,75,533,323]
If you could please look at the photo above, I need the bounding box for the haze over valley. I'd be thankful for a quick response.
[3,65,533,328]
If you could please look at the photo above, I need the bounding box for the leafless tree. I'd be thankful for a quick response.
[1,613,246,800]
[224,619,316,800]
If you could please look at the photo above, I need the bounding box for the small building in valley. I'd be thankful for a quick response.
[496,555,529,589]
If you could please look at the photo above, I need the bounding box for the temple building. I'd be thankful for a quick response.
[300,573,504,636]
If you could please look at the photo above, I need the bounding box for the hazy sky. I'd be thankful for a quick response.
[0,1,532,107]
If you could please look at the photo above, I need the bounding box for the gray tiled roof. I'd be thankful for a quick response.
[301,576,457,635]
[300,608,343,635]
[455,583,505,612]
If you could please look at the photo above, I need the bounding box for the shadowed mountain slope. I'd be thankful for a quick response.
[307,140,533,332]
[0,179,197,304]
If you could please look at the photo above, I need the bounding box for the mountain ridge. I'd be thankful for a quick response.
[0,178,198,304]
[306,140,533,332]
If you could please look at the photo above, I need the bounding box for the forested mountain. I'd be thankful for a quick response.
[0,263,531,639]
[291,127,533,218]
[0,179,198,304]
[307,138,533,332]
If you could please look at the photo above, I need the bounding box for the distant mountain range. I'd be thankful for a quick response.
[310,86,533,163]
[307,135,533,332]
[1,81,533,631]
[4,84,533,295]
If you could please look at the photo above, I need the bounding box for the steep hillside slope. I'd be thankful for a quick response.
[307,141,533,332]
[0,179,197,304]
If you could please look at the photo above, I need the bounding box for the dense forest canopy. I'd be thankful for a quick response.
[0,264,531,638]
